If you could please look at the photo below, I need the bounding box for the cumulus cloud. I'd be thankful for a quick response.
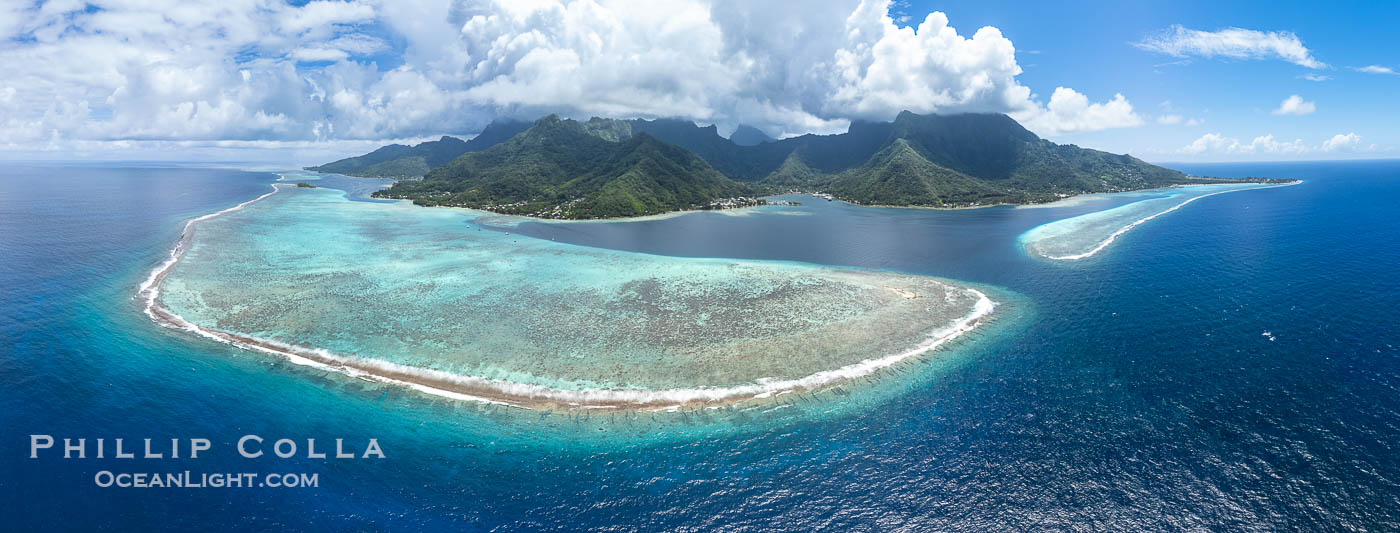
[1180,132,1370,156]
[436,0,1142,137]
[1353,65,1397,75]
[0,0,424,146]
[824,8,1030,119]
[1015,88,1142,135]
[1321,133,1362,152]
[1134,25,1326,69]
[1271,94,1315,115]
[1180,133,1306,155]
[0,0,1144,158]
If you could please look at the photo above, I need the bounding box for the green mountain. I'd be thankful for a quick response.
[372,116,753,219]
[570,117,789,180]
[331,110,1262,219]
[728,125,777,146]
[565,111,1241,207]
[822,139,1013,206]
[305,119,529,178]
[798,112,1218,206]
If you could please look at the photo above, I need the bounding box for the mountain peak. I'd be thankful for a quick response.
[378,120,748,219]
[729,125,775,146]
[329,110,1213,215]
[534,114,566,126]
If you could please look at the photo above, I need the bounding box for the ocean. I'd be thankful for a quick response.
[1,160,1397,530]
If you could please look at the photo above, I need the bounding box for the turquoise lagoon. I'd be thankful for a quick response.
[1019,182,1297,261]
[150,182,995,409]
[9,162,1400,530]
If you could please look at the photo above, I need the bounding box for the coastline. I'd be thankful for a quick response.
[318,166,1290,221]
[843,179,1292,212]
[467,202,773,227]
[138,183,999,412]
[1029,180,1302,261]
[297,168,773,225]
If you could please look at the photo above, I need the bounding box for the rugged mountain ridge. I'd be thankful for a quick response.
[305,119,530,178]
[728,125,776,146]
[568,111,1207,205]
[372,116,752,219]
[324,110,1254,218]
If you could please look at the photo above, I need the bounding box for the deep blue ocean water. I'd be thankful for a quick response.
[2,161,1397,530]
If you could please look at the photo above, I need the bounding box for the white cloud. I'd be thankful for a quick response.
[1134,25,1326,69]
[0,2,29,41]
[1353,65,1397,75]
[291,48,352,63]
[1300,73,1330,81]
[0,137,442,167]
[1272,94,1315,115]
[826,9,1027,117]
[0,0,413,146]
[1180,133,1306,155]
[278,0,377,36]
[1179,132,1370,156]
[436,0,1143,137]
[1321,133,1362,152]
[0,0,1143,157]
[1015,88,1142,135]
[1179,133,1230,154]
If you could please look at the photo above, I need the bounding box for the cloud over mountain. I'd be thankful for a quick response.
[0,0,1142,155]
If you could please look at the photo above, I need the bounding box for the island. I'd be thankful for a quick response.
[307,111,1277,219]
[142,182,1000,411]
[145,117,1296,413]
[304,120,530,178]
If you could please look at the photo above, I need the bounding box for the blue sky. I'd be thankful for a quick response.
[914,0,1400,160]
[0,0,1394,164]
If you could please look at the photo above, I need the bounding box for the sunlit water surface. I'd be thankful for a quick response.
[2,161,1397,530]
[158,181,991,403]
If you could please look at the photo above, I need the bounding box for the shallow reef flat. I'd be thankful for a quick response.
[151,184,996,410]
[1019,182,1298,261]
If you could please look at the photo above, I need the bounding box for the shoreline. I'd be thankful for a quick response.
[848,180,1293,212]
[467,203,772,226]
[322,166,1289,221]
[1031,180,1302,261]
[138,183,999,411]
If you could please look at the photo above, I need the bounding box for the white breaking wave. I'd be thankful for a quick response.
[137,184,282,311]
[138,183,998,410]
[1036,182,1299,261]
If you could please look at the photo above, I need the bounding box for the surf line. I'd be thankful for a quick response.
[1043,181,1301,261]
[137,184,998,411]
